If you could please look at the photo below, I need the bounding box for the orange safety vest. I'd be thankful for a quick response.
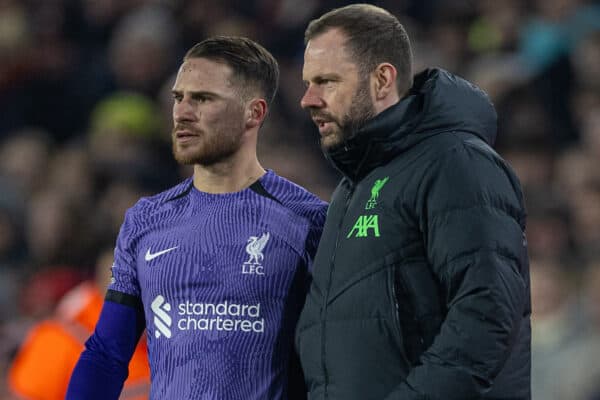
[8,282,150,400]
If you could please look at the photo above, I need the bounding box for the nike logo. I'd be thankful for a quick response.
[145,246,178,262]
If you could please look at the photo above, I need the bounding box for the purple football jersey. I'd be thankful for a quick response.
[108,170,327,399]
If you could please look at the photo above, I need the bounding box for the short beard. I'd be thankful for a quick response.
[315,77,376,151]
[172,99,246,166]
[340,76,376,141]
[172,127,243,166]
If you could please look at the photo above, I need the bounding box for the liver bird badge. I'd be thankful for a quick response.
[244,232,270,265]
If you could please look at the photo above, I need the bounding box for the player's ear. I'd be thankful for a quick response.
[245,98,267,129]
[372,62,397,101]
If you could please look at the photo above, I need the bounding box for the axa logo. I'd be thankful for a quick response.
[242,232,270,275]
[347,215,380,238]
[151,295,172,338]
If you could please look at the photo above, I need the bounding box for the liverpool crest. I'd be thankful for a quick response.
[242,232,270,275]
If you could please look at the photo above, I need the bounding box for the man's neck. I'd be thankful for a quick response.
[192,157,266,194]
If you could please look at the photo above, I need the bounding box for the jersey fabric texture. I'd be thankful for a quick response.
[70,170,327,400]
[295,68,531,400]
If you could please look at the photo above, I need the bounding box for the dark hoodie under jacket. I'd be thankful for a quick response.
[295,69,531,400]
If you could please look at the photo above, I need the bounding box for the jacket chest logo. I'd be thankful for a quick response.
[365,177,389,210]
[347,215,380,238]
[347,176,388,239]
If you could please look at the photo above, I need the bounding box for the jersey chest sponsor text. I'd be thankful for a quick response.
[151,295,265,339]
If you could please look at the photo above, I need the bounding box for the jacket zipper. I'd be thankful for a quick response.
[321,184,354,399]
[389,268,402,338]
[388,266,413,369]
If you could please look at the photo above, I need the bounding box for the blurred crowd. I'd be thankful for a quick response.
[0,0,599,398]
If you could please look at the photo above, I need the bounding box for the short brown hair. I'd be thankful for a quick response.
[185,36,279,106]
[305,4,413,95]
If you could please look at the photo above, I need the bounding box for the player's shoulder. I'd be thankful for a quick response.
[126,178,193,219]
[261,171,328,222]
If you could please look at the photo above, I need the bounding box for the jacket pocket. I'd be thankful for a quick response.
[392,260,444,365]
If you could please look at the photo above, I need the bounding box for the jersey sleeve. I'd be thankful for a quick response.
[108,205,143,297]
[67,205,147,400]
[66,299,145,400]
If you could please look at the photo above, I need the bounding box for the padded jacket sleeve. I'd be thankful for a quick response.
[385,141,529,399]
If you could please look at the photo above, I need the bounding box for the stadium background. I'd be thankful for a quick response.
[0,0,599,398]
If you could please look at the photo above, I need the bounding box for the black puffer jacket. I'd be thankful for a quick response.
[296,69,531,400]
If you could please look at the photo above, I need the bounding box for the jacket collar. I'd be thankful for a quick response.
[325,68,497,183]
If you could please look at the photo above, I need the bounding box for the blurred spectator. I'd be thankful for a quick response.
[75,0,141,50]
[468,0,524,54]
[88,91,178,192]
[578,105,600,159]
[94,178,151,242]
[503,145,555,191]
[520,0,600,73]
[0,177,27,270]
[530,256,583,400]
[569,183,600,258]
[517,0,600,146]
[571,30,600,91]
[522,191,574,261]
[25,187,97,268]
[0,1,33,135]
[18,267,84,321]
[554,147,599,195]
[540,261,600,400]
[1,265,84,396]
[107,4,179,97]
[0,129,54,197]
[496,86,557,149]
[7,248,150,400]
[176,0,239,50]
[46,144,95,206]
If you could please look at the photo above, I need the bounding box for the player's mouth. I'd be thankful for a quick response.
[313,118,335,135]
[174,129,200,143]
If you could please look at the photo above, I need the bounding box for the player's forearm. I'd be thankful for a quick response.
[67,297,146,399]
[66,349,127,400]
